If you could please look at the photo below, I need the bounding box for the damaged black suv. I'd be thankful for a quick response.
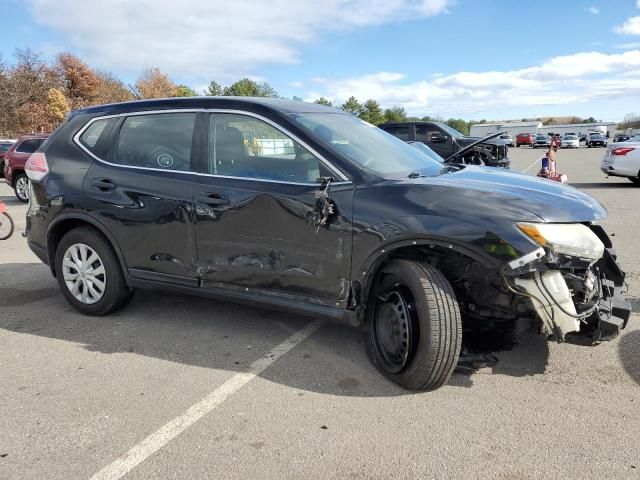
[25,97,631,391]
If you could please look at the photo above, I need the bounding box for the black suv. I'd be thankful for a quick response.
[25,98,630,391]
[379,121,510,168]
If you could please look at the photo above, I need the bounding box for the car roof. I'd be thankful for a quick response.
[70,96,339,118]
[15,134,49,141]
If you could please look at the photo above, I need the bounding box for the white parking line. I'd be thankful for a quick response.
[89,320,324,480]
[522,157,541,174]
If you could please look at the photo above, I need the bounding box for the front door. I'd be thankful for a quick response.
[81,111,199,283]
[193,112,354,304]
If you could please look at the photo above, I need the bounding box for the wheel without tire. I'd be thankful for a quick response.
[55,227,133,315]
[14,173,29,203]
[366,260,462,391]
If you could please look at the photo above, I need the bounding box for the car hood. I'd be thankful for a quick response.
[400,166,607,223]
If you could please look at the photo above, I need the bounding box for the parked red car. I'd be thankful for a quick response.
[516,133,535,147]
[3,134,48,202]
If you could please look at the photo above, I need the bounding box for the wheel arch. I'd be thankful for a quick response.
[354,237,501,323]
[46,213,129,280]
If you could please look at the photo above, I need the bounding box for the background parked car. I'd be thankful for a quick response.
[561,133,579,148]
[614,133,631,143]
[601,139,639,185]
[0,139,16,179]
[3,134,48,202]
[515,133,535,147]
[533,134,550,148]
[379,121,510,167]
[586,132,607,148]
[498,133,515,147]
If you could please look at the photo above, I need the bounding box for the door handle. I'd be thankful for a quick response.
[197,193,229,206]
[92,179,116,192]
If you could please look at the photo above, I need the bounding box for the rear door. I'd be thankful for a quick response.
[80,111,199,284]
[192,111,354,304]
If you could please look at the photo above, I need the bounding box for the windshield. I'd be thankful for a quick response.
[536,135,546,140]
[291,113,443,178]
[407,142,444,162]
[564,134,577,139]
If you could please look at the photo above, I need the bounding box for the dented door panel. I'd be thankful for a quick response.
[193,177,354,302]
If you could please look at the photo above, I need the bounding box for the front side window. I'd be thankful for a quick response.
[114,112,196,171]
[209,113,322,183]
[416,125,445,143]
[16,138,44,154]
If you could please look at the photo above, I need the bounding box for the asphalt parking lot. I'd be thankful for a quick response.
[1,145,639,480]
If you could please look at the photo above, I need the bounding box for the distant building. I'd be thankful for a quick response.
[470,121,542,137]
[470,121,617,138]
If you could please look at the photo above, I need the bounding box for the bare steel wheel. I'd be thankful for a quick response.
[366,260,462,391]
[62,243,106,304]
[372,289,417,374]
[0,212,14,240]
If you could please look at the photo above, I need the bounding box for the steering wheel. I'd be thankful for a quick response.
[144,146,188,171]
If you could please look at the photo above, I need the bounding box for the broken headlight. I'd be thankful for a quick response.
[517,223,605,261]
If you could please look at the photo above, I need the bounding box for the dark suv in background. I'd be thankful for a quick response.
[24,97,630,391]
[379,121,510,168]
[3,134,48,202]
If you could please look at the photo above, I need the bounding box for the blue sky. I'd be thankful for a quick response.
[2,0,640,121]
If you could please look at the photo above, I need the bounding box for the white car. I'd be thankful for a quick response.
[561,134,579,148]
[601,140,640,185]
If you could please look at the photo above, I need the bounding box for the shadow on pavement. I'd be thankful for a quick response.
[1,263,551,396]
[569,182,637,189]
[619,329,640,386]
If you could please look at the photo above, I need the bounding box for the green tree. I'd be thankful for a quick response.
[222,78,278,97]
[340,96,363,116]
[174,85,198,97]
[292,95,303,101]
[445,118,469,135]
[359,99,384,125]
[204,81,223,96]
[314,97,332,106]
[383,106,407,123]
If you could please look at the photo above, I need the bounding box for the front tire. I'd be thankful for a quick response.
[630,177,640,185]
[55,227,133,315]
[13,173,29,203]
[366,260,462,391]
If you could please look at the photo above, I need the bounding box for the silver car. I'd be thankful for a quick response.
[601,140,640,184]
[561,134,579,148]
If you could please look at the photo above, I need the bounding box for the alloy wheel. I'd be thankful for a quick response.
[62,243,106,304]
[15,176,30,201]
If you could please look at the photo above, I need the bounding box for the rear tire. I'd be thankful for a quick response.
[55,227,133,315]
[13,173,29,203]
[366,260,462,391]
[630,177,640,185]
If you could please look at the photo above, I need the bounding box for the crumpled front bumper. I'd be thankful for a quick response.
[511,226,631,343]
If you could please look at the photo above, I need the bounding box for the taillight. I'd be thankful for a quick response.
[25,152,49,181]
[611,147,635,156]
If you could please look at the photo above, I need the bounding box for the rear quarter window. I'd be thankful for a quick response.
[15,138,44,154]
[78,118,117,156]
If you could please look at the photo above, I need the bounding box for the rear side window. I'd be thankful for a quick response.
[114,113,196,171]
[15,138,44,154]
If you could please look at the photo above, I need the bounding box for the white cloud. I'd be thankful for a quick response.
[615,15,640,35]
[308,50,640,116]
[586,6,600,14]
[615,41,640,48]
[288,81,304,88]
[25,0,453,80]
[637,0,640,8]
